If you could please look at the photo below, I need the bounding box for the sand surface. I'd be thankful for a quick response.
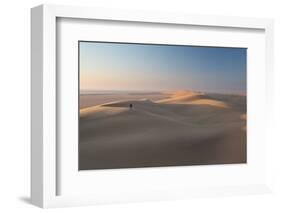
[79,91,246,170]
[80,92,170,109]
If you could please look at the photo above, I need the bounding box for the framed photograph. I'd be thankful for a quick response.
[31,4,274,208]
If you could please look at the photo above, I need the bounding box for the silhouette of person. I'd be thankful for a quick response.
[129,103,133,109]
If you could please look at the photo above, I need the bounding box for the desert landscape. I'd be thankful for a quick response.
[79,41,247,170]
[79,90,246,170]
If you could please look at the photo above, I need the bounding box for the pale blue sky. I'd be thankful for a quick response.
[80,41,246,94]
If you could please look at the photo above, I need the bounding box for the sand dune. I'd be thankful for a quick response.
[157,91,228,108]
[80,105,128,120]
[79,91,246,170]
[80,92,170,109]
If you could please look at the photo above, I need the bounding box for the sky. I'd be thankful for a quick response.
[79,41,246,94]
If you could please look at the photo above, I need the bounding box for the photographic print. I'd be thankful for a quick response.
[79,41,247,170]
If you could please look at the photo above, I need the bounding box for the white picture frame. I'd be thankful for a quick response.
[31,4,274,208]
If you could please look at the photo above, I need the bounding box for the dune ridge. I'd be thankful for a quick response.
[156,91,228,108]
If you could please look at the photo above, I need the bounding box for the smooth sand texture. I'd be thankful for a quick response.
[79,91,246,170]
[80,92,170,109]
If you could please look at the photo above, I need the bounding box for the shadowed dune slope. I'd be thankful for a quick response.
[79,91,247,170]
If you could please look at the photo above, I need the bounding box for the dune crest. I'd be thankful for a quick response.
[80,105,127,119]
[187,99,228,108]
[157,91,228,108]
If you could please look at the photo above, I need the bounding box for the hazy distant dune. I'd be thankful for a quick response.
[79,90,246,170]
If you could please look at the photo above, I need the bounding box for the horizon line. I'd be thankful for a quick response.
[80,89,246,96]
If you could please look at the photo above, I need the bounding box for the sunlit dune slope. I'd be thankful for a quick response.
[157,91,228,108]
[80,102,128,119]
